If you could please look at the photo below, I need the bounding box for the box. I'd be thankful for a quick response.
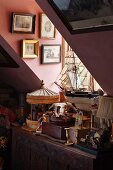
[69,127,90,143]
[26,119,38,130]
[42,122,68,140]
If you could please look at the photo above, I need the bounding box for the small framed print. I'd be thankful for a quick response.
[40,13,56,39]
[12,13,36,33]
[41,44,61,64]
[22,40,39,58]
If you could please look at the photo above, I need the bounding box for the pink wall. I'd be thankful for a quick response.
[0,0,62,92]
[36,0,113,96]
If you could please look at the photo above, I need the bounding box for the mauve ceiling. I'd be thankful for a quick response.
[36,0,113,96]
[0,35,41,92]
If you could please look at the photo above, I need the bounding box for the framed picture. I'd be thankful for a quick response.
[48,0,113,34]
[41,44,61,64]
[22,40,39,58]
[12,13,36,33]
[40,13,56,39]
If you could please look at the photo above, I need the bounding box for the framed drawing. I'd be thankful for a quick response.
[48,0,113,34]
[12,13,36,33]
[22,40,39,58]
[40,13,56,39]
[41,44,61,64]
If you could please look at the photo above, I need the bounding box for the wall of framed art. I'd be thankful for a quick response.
[0,0,62,92]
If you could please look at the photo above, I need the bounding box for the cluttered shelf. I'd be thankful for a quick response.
[11,126,113,170]
[12,126,95,157]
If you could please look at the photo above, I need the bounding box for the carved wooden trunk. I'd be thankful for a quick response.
[42,122,67,140]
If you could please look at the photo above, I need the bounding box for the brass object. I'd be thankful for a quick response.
[65,127,70,145]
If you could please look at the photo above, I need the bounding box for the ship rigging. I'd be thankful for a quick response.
[54,49,96,95]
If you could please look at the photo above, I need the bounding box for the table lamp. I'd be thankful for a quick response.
[26,80,60,105]
[26,81,60,130]
[96,96,113,129]
[26,80,60,118]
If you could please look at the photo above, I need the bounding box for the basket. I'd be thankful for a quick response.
[26,119,38,130]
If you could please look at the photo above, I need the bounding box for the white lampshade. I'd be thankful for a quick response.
[96,96,113,120]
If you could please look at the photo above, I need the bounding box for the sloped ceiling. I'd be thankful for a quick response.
[36,0,113,96]
[0,35,41,92]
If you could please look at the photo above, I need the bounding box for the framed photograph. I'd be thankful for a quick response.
[22,40,39,58]
[40,13,56,39]
[12,12,36,33]
[41,44,61,64]
[48,0,113,34]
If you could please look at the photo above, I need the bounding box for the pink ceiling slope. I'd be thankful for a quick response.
[0,35,41,92]
[36,0,113,96]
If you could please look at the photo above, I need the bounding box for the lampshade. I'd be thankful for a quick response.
[96,96,113,119]
[26,81,60,104]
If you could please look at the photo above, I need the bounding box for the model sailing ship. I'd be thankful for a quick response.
[55,49,99,98]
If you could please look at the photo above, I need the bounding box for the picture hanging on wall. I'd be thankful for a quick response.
[41,44,61,64]
[11,13,36,33]
[22,40,39,58]
[40,13,56,39]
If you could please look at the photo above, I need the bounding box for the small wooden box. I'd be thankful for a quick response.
[42,122,67,140]
[69,127,90,143]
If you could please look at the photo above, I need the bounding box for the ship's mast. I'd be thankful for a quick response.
[54,46,96,92]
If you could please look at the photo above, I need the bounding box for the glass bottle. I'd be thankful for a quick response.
[75,110,83,129]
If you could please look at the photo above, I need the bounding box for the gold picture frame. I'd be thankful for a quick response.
[22,40,39,58]
[40,13,56,39]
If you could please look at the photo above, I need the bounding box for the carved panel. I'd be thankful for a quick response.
[12,127,113,170]
[12,131,30,170]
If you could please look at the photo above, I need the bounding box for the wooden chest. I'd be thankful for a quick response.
[42,122,67,140]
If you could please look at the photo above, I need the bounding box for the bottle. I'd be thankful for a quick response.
[75,110,83,129]
[78,111,83,128]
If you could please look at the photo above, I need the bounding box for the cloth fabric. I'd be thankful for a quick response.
[97,96,113,119]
